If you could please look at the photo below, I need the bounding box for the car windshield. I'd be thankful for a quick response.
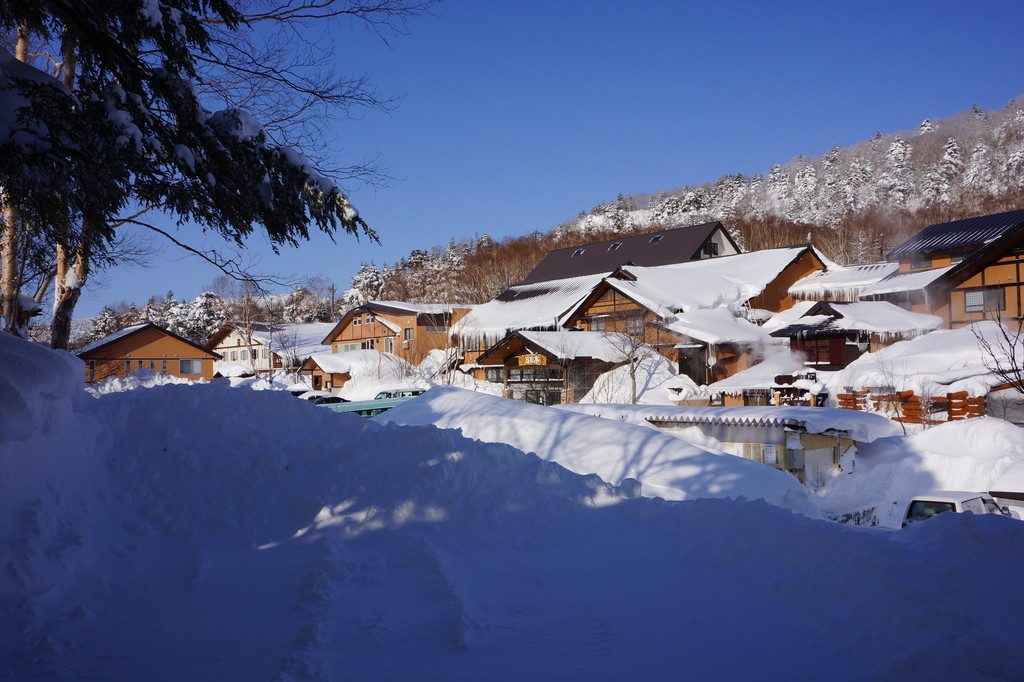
[907,500,956,520]
[983,498,1003,514]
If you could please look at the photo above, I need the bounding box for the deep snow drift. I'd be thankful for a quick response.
[2,334,1024,681]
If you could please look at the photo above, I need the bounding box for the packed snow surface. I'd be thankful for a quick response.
[381,386,815,511]
[3,334,1024,680]
[828,321,1018,396]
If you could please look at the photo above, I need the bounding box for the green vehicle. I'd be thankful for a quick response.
[320,396,414,417]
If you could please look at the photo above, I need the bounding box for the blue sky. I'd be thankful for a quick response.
[78,0,1024,317]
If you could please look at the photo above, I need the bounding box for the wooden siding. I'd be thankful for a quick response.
[328,307,467,365]
[748,249,826,313]
[80,326,218,383]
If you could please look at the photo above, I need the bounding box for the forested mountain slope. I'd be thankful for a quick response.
[351,98,1024,305]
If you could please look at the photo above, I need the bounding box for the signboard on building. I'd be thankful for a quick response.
[763,443,778,465]
[518,354,546,366]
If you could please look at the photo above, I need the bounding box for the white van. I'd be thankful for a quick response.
[902,491,1018,528]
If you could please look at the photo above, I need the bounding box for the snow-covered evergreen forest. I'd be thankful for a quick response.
[53,96,1024,344]
[347,98,1024,304]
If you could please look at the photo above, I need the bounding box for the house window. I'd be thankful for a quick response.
[909,254,932,269]
[250,349,257,360]
[161,359,167,373]
[89,360,96,383]
[179,358,201,375]
[964,287,1005,314]
[338,342,361,352]
[649,235,663,244]
[404,328,414,341]
[572,248,585,257]
[138,360,145,371]
[362,339,375,350]
[804,339,834,366]
[524,390,561,405]
[384,338,394,353]
[608,242,621,251]
[703,241,719,257]
[426,324,447,334]
[230,351,237,362]
[508,368,563,383]
[125,360,132,374]
[353,315,361,326]
[149,360,155,370]
[485,367,505,383]
[950,252,966,264]
[589,316,606,332]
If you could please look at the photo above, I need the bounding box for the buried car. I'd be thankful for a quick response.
[902,491,1019,527]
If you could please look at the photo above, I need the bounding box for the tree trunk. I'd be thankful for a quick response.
[630,364,638,404]
[50,223,93,350]
[1,203,23,335]
[1,25,31,336]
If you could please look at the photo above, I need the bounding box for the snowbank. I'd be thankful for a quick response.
[380,386,815,513]
[827,321,1016,397]
[3,335,1024,680]
[814,417,1024,527]
[579,351,680,404]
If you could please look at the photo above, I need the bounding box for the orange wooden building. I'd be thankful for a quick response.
[559,245,828,385]
[321,301,471,366]
[76,322,221,384]
[861,209,1024,328]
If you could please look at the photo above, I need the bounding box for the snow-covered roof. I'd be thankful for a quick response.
[248,322,335,358]
[769,301,943,338]
[302,352,355,375]
[515,330,641,363]
[642,404,901,442]
[453,273,606,345]
[366,300,462,315]
[859,266,953,297]
[705,352,808,394]
[761,301,818,333]
[663,308,771,345]
[602,245,819,316]
[788,262,899,300]
[75,323,150,355]
[76,322,218,358]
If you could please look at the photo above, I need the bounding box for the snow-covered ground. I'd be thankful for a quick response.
[3,334,1024,680]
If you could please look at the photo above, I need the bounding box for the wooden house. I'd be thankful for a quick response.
[860,208,1024,328]
[455,223,741,382]
[76,322,220,384]
[767,300,943,371]
[297,353,352,392]
[473,330,640,405]
[321,301,470,367]
[560,245,829,385]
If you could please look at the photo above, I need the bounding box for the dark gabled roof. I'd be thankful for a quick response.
[518,222,737,284]
[887,209,1024,260]
[76,322,222,359]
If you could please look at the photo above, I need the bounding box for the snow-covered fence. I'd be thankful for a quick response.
[837,387,986,424]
